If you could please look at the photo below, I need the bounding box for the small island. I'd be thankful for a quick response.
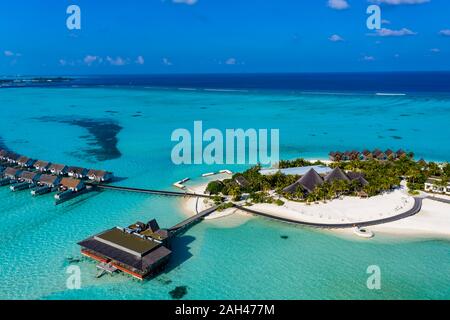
[182,149,450,239]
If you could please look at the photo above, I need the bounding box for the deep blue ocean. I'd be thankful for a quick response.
[0,72,449,300]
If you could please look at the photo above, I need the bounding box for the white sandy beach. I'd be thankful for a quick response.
[178,169,450,240]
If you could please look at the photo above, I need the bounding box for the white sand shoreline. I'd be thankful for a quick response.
[177,165,450,241]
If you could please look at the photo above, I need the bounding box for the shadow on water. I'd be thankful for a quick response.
[164,235,196,274]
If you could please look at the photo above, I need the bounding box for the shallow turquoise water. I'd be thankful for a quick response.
[0,87,449,299]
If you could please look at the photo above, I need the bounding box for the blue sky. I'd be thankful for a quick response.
[1,0,449,75]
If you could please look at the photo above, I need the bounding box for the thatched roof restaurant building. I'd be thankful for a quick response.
[78,219,172,280]
[283,167,369,195]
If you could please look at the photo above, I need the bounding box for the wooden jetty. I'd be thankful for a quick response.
[92,183,212,198]
[168,205,219,235]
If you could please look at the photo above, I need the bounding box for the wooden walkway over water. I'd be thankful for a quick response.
[92,184,212,198]
[168,205,219,235]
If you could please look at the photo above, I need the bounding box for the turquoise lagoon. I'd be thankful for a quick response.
[0,86,449,299]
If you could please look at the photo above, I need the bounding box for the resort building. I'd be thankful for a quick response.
[67,166,89,179]
[87,170,113,182]
[329,148,412,162]
[3,167,22,180]
[78,219,172,280]
[424,177,450,195]
[0,149,8,161]
[283,168,324,194]
[361,149,373,161]
[396,149,406,158]
[5,152,20,164]
[234,175,249,188]
[33,160,51,172]
[60,177,85,192]
[19,171,41,184]
[283,167,369,196]
[38,174,62,188]
[48,164,68,176]
[17,156,36,168]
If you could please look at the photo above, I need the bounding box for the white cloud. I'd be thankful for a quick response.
[439,29,450,37]
[371,28,417,37]
[327,0,349,10]
[370,0,430,5]
[4,50,21,57]
[106,56,127,66]
[172,0,198,5]
[329,34,344,42]
[84,55,100,65]
[381,19,391,25]
[59,59,67,66]
[430,48,440,53]
[162,57,173,66]
[225,58,237,65]
[135,56,145,65]
[363,55,375,61]
[394,54,400,58]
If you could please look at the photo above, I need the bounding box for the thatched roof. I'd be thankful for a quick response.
[346,172,369,186]
[324,167,350,183]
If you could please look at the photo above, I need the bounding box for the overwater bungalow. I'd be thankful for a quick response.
[328,151,342,162]
[396,149,408,159]
[372,149,387,161]
[361,149,373,160]
[16,156,36,168]
[33,160,51,172]
[87,170,113,183]
[5,152,20,164]
[3,167,22,180]
[48,164,68,176]
[78,219,172,280]
[54,178,86,203]
[385,149,395,160]
[59,177,85,192]
[11,171,41,191]
[32,174,61,196]
[0,149,8,161]
[67,166,88,179]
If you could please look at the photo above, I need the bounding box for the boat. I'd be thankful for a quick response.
[353,227,374,238]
